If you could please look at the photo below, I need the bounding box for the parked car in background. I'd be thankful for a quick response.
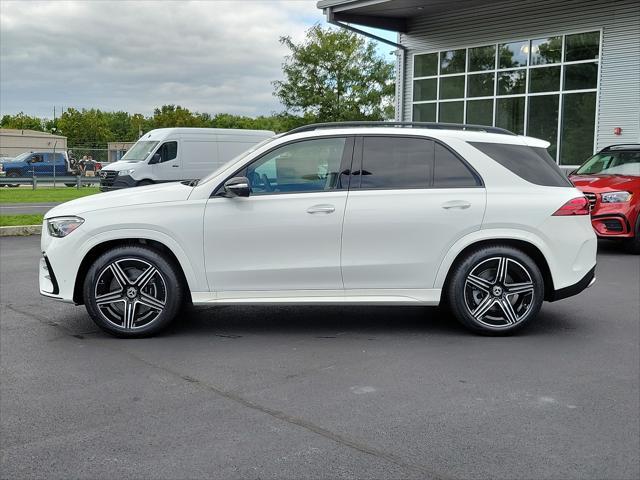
[570,144,640,254]
[0,151,73,186]
[98,128,275,190]
[40,122,597,338]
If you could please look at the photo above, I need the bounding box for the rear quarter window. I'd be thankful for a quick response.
[469,142,571,187]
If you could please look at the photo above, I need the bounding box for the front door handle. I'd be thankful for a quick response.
[307,204,335,214]
[172,164,179,167]
[442,200,471,210]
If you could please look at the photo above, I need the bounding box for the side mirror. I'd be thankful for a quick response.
[149,153,161,165]
[223,176,251,197]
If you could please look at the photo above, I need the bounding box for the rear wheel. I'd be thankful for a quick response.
[83,245,184,337]
[6,171,20,187]
[446,245,544,335]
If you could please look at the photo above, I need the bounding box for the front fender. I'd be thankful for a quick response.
[76,227,206,294]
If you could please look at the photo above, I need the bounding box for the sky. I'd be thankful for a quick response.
[0,0,396,119]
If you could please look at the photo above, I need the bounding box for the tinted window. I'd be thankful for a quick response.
[470,142,572,187]
[158,141,178,162]
[359,137,433,189]
[246,137,346,195]
[434,144,481,187]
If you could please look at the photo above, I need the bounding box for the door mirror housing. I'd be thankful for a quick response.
[223,176,251,197]
[149,153,161,165]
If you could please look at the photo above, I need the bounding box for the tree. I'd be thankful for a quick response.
[0,112,45,131]
[273,24,395,122]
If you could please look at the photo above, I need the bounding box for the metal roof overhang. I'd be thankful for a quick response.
[317,0,498,33]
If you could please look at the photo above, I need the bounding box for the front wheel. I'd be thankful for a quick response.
[446,245,544,335]
[83,245,185,337]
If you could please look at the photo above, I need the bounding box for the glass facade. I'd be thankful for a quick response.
[412,31,600,164]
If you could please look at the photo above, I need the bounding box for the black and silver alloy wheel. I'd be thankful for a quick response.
[94,258,167,330]
[446,245,544,335]
[463,256,534,328]
[84,245,184,337]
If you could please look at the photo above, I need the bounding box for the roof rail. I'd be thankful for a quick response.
[284,121,516,136]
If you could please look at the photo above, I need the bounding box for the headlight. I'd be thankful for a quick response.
[601,191,632,203]
[47,216,84,237]
[118,169,135,176]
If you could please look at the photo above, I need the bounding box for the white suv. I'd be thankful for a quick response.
[40,122,597,337]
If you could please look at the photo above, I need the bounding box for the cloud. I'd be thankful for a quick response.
[0,0,326,118]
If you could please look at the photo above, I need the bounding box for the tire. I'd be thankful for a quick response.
[6,171,20,187]
[624,216,640,254]
[137,180,154,187]
[446,245,544,335]
[83,245,185,338]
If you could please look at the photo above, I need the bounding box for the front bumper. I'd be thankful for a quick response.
[39,253,61,298]
[548,266,596,302]
[99,174,137,191]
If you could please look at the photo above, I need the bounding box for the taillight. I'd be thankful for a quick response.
[552,196,590,216]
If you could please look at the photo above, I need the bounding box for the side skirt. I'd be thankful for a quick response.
[190,289,441,306]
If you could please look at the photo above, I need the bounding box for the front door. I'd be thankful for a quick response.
[204,136,353,296]
[150,140,181,181]
[341,136,486,292]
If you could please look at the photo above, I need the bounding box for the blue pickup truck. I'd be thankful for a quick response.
[0,151,72,186]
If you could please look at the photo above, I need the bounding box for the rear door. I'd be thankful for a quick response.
[341,136,486,292]
[150,140,180,181]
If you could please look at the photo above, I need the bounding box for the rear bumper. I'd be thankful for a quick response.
[548,266,596,302]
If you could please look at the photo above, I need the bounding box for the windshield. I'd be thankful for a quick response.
[576,150,640,175]
[198,135,279,185]
[5,152,31,162]
[120,141,159,162]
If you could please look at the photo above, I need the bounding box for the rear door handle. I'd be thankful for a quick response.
[307,204,335,214]
[442,200,471,210]
[172,164,179,167]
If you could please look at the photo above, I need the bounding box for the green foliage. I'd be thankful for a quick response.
[273,24,395,122]
[1,112,46,131]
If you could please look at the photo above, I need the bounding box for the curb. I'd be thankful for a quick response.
[0,225,42,237]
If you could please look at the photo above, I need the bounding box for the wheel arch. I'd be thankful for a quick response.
[437,235,555,301]
[73,236,195,305]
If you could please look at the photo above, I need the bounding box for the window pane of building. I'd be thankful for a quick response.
[468,45,496,71]
[528,95,559,159]
[496,97,525,134]
[467,73,494,97]
[531,36,562,65]
[440,49,466,74]
[560,92,596,165]
[529,66,561,93]
[413,103,437,122]
[439,101,464,123]
[413,78,437,101]
[565,31,600,61]
[466,99,494,125]
[414,53,438,77]
[433,143,481,187]
[499,41,529,68]
[564,62,598,90]
[439,75,465,99]
[498,69,527,95]
[360,137,434,189]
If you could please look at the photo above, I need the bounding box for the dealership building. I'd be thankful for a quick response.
[318,0,640,166]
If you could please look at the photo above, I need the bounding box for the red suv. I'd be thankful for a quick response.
[570,145,640,254]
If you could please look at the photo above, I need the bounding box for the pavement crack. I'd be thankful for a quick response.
[109,346,450,480]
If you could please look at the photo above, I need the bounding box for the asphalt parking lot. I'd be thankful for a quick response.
[1,236,638,479]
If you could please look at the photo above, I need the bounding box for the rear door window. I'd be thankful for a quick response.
[358,136,433,189]
[434,143,482,187]
[469,142,571,186]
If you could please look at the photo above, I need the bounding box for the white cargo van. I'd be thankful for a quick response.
[99,128,274,190]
